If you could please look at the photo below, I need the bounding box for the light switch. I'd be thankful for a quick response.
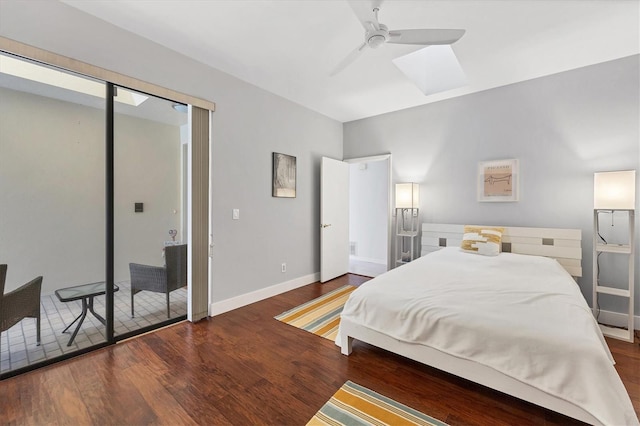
[232,209,240,220]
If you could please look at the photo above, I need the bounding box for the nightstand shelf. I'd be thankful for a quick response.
[397,231,419,237]
[599,324,632,341]
[592,209,635,343]
[595,243,631,254]
[595,285,630,298]
[395,208,419,267]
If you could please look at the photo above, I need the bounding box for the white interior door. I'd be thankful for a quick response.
[321,157,349,282]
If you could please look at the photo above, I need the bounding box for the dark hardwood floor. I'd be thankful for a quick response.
[1,273,639,425]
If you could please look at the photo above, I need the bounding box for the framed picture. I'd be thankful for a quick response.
[478,159,519,202]
[272,152,296,198]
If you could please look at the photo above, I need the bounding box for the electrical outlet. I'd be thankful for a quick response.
[281,263,287,273]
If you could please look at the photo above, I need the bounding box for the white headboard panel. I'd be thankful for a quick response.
[421,223,582,278]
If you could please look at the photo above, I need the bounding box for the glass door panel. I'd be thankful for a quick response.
[0,52,106,374]
[113,86,187,336]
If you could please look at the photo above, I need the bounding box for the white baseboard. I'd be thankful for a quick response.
[595,308,640,330]
[209,272,320,317]
[349,255,386,265]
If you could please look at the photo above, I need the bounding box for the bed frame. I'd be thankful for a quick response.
[340,224,599,425]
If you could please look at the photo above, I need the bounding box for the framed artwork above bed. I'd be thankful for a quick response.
[478,158,519,202]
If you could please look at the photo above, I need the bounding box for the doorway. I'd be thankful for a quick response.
[345,155,392,277]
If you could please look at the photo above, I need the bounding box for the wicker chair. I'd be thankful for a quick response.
[0,264,42,346]
[129,244,187,318]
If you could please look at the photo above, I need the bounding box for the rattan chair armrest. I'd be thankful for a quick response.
[1,276,42,332]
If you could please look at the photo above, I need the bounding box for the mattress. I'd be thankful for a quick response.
[337,247,638,425]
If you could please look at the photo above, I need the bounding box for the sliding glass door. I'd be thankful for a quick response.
[0,52,107,374]
[112,86,188,337]
[0,53,192,377]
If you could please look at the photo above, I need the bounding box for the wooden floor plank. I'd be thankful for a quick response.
[126,362,199,425]
[0,274,638,425]
[38,365,93,424]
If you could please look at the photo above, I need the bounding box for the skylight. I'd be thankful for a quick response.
[392,45,467,96]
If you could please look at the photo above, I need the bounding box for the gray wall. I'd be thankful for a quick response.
[0,1,342,303]
[344,55,640,315]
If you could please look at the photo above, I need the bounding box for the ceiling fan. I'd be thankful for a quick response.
[331,0,466,76]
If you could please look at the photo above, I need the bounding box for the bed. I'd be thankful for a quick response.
[337,224,638,426]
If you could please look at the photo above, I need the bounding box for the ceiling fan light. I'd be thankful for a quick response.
[368,34,386,48]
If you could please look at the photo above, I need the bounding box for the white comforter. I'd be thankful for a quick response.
[337,247,638,426]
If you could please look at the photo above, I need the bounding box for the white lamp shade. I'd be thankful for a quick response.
[594,170,636,210]
[395,183,419,209]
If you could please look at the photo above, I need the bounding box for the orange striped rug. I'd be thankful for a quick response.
[307,381,448,426]
[274,285,356,341]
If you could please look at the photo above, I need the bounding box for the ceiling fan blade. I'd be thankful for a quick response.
[387,29,466,45]
[330,42,368,76]
[347,0,384,31]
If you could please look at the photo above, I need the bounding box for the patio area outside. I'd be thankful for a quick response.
[0,282,187,374]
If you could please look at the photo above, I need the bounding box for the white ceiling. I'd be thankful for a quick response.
[61,0,639,123]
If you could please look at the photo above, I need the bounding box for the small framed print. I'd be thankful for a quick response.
[478,159,519,202]
[272,152,296,198]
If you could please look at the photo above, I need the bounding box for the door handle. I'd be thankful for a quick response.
[321,224,332,228]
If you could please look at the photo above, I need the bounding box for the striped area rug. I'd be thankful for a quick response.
[307,381,448,426]
[274,285,355,341]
